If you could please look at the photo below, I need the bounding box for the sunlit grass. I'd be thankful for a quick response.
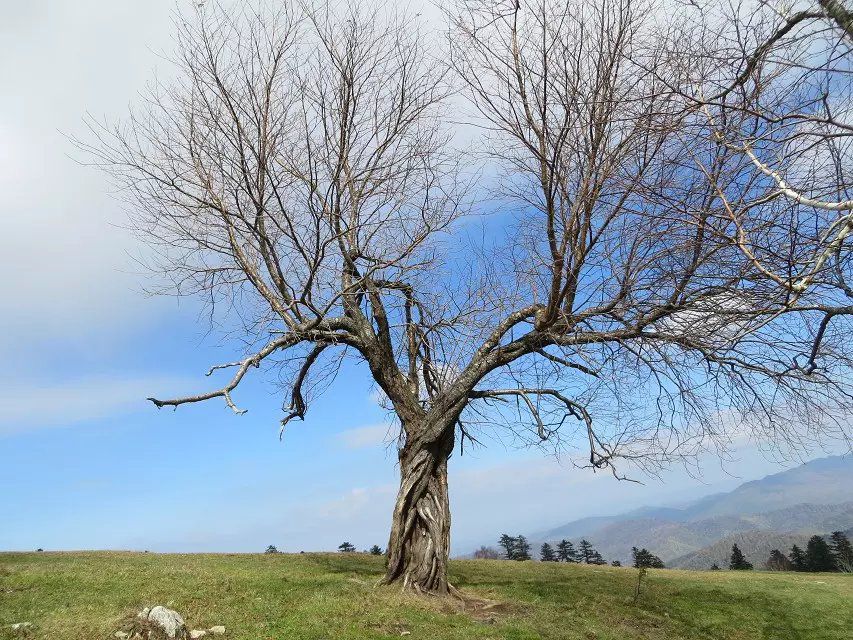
[1,552,850,639]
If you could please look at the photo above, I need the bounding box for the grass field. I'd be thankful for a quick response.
[1,552,851,639]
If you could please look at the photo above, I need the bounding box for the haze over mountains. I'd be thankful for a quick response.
[531,456,853,568]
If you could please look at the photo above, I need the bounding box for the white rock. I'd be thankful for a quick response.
[189,631,207,639]
[137,608,150,619]
[115,632,129,639]
[208,626,226,635]
[10,622,32,631]
[145,606,187,639]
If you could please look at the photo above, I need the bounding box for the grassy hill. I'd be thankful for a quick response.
[1,552,851,640]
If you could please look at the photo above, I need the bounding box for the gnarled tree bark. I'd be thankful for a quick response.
[382,425,455,594]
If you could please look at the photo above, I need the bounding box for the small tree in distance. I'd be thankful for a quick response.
[556,540,579,563]
[805,536,836,572]
[473,546,500,560]
[540,543,557,562]
[729,544,753,570]
[632,547,665,569]
[514,536,532,561]
[369,545,384,556]
[765,549,792,571]
[789,545,807,571]
[338,542,356,553]
[264,545,279,554]
[710,563,721,571]
[498,534,517,560]
[578,540,595,564]
[830,531,853,573]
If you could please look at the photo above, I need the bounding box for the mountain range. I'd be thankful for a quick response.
[531,455,853,568]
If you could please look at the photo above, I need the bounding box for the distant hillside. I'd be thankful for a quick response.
[529,456,853,565]
[669,530,810,570]
[676,456,853,520]
[536,502,853,565]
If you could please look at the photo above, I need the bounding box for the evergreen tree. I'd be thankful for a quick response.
[264,545,279,554]
[805,535,836,572]
[829,531,853,573]
[729,543,753,570]
[514,535,532,561]
[556,539,578,563]
[540,542,557,562]
[788,544,807,571]
[578,539,595,564]
[764,549,792,571]
[498,534,517,560]
[611,560,622,567]
[369,545,383,556]
[589,550,607,565]
[632,546,665,569]
[710,563,721,571]
[338,541,356,553]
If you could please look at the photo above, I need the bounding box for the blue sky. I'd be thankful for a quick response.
[0,0,840,556]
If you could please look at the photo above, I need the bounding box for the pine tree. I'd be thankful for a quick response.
[514,535,532,561]
[710,563,721,571]
[578,539,595,564]
[805,535,836,572]
[540,542,557,562]
[611,560,622,567]
[632,547,665,569]
[764,549,792,571]
[556,539,578,563]
[264,545,279,554]
[589,550,607,565]
[369,545,383,556]
[829,531,853,573]
[498,534,517,560]
[338,541,356,553]
[729,543,753,570]
[788,544,807,571]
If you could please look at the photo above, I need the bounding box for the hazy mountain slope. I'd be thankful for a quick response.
[678,456,853,520]
[669,531,811,570]
[536,502,852,565]
[741,502,853,533]
[527,456,853,564]
[533,514,627,541]
[536,456,852,538]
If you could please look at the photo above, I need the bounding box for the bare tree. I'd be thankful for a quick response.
[473,545,501,559]
[81,0,853,595]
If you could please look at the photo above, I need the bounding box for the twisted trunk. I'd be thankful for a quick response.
[382,423,455,594]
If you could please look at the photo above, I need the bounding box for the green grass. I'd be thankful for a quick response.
[1,552,851,639]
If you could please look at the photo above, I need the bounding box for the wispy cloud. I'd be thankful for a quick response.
[0,374,191,436]
[338,423,398,450]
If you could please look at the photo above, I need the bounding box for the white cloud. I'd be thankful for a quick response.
[338,423,399,449]
[0,374,192,436]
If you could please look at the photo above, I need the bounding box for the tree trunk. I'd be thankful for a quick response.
[382,425,455,594]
